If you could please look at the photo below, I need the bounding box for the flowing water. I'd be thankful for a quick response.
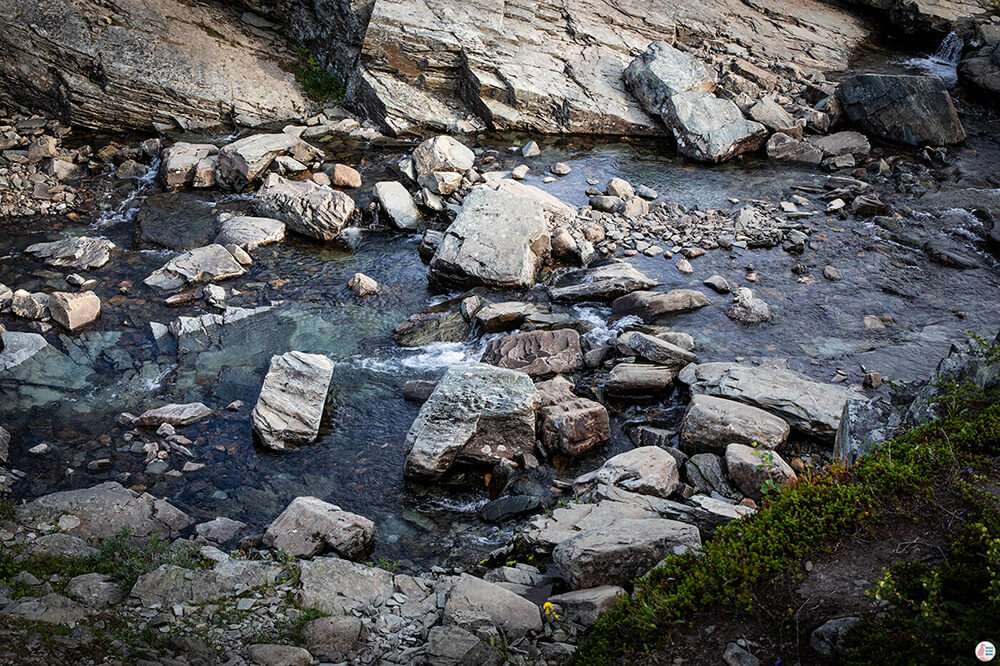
[2,128,999,572]
[901,31,965,85]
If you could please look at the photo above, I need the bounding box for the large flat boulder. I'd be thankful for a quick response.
[26,236,116,269]
[429,184,551,289]
[15,481,193,544]
[252,351,334,451]
[0,0,309,131]
[404,364,539,479]
[444,574,542,638]
[263,496,374,560]
[373,181,423,230]
[553,517,701,588]
[835,74,965,146]
[481,329,585,377]
[678,362,859,441]
[296,556,395,615]
[255,174,357,241]
[217,134,320,191]
[680,394,790,453]
[549,260,659,302]
[611,289,712,321]
[143,244,247,290]
[214,216,286,250]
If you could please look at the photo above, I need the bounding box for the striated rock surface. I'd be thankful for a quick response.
[481,329,585,377]
[26,236,115,270]
[144,244,247,290]
[256,174,356,241]
[263,496,375,560]
[252,351,335,451]
[0,0,309,131]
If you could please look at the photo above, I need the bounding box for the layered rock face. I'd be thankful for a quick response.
[346,0,873,136]
[0,0,309,132]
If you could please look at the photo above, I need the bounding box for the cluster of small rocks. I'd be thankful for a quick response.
[0,116,85,218]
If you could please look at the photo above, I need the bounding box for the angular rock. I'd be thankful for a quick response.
[252,351,335,451]
[412,135,476,175]
[161,142,219,189]
[302,615,363,662]
[836,74,965,146]
[429,185,550,288]
[766,132,823,165]
[474,301,546,333]
[726,287,771,324]
[391,308,468,347]
[679,362,859,440]
[10,290,49,320]
[144,244,247,290]
[18,533,98,560]
[549,260,659,302]
[404,364,539,479]
[807,131,870,157]
[296,556,395,615]
[194,517,247,545]
[611,289,711,321]
[481,329,584,377]
[725,442,796,501]
[686,454,742,500]
[959,41,1000,98]
[575,446,680,498]
[215,216,286,250]
[131,560,282,607]
[1,593,89,625]
[48,291,100,331]
[0,425,8,465]
[15,481,193,544]
[263,496,375,560]
[811,616,861,658]
[373,181,423,230]
[217,134,316,191]
[539,398,610,456]
[26,236,116,270]
[329,163,362,188]
[444,574,542,638]
[347,272,380,296]
[426,625,501,666]
[247,644,312,666]
[665,92,768,163]
[619,331,697,367]
[748,97,802,137]
[553,517,701,588]
[256,174,356,241]
[136,402,211,427]
[680,395,790,453]
[547,585,624,626]
[623,42,716,112]
[66,573,123,607]
[605,363,676,397]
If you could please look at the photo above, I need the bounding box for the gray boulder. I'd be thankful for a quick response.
[666,92,767,163]
[547,585,624,626]
[611,289,712,321]
[26,236,116,270]
[373,181,423,230]
[143,244,247,290]
[1,593,89,625]
[605,363,677,397]
[725,443,796,501]
[404,364,539,479]
[429,184,551,289]
[539,397,611,456]
[623,41,716,112]
[836,74,965,146]
[255,174,356,241]
[136,402,211,427]
[412,135,476,175]
[66,573,123,607]
[574,446,680,499]
[426,625,502,666]
[252,351,334,451]
[686,453,742,500]
[748,97,802,137]
[959,41,1000,98]
[766,132,823,165]
[679,362,859,441]
[215,216,286,250]
[806,131,871,157]
[15,481,193,544]
[296,556,394,615]
[481,329,585,377]
[618,331,697,367]
[680,395,790,453]
[131,560,282,607]
[301,615,364,662]
[549,260,659,302]
[553,517,701,588]
[263,496,374,560]
[246,645,312,666]
[811,616,861,657]
[444,574,542,638]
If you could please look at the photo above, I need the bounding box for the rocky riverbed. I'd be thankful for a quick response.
[2,1,1000,664]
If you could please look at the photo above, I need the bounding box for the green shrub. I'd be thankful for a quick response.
[295,48,345,104]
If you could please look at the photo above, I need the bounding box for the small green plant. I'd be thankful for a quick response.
[0,499,14,521]
[295,47,345,104]
[196,22,225,40]
[369,557,402,573]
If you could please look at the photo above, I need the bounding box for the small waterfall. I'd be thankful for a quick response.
[931,31,964,67]
[902,31,963,86]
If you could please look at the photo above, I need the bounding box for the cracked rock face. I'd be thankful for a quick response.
[251,351,335,451]
[14,481,194,544]
[0,0,309,131]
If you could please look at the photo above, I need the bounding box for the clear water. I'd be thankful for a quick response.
[2,132,999,571]
[901,32,964,86]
